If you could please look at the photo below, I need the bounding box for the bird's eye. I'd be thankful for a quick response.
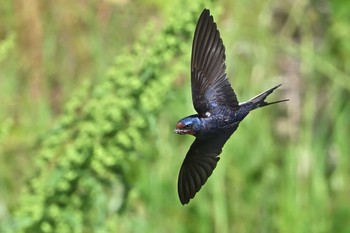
[184,124,192,129]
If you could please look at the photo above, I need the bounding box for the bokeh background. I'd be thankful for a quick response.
[1,0,349,232]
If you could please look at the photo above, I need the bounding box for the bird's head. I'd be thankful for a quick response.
[174,115,201,136]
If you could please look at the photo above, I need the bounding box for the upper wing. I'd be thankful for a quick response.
[177,126,238,205]
[191,9,238,116]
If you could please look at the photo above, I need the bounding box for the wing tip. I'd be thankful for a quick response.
[177,155,220,205]
[202,8,210,15]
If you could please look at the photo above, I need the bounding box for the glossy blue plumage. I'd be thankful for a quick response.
[174,9,288,205]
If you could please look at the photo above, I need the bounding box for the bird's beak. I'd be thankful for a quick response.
[174,128,194,136]
[174,128,184,134]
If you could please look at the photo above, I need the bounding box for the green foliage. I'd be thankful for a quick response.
[1,0,350,233]
[1,1,210,232]
[0,33,15,63]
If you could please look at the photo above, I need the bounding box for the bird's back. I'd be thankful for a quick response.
[197,107,239,138]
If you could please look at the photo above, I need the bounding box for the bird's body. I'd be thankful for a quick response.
[177,108,236,138]
[174,9,288,205]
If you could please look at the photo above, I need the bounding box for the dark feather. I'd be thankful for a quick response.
[191,9,238,116]
[178,126,238,205]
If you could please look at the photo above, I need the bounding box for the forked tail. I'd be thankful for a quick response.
[243,84,289,110]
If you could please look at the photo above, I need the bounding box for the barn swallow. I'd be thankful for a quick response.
[174,9,288,205]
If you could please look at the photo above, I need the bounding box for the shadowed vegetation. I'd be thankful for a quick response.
[0,0,349,232]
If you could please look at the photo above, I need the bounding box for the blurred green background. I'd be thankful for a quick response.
[0,0,349,232]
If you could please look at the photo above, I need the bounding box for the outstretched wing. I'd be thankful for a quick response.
[178,126,238,205]
[191,9,238,116]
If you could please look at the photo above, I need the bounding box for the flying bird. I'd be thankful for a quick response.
[174,9,288,205]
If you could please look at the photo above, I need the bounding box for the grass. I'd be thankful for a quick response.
[1,0,350,232]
